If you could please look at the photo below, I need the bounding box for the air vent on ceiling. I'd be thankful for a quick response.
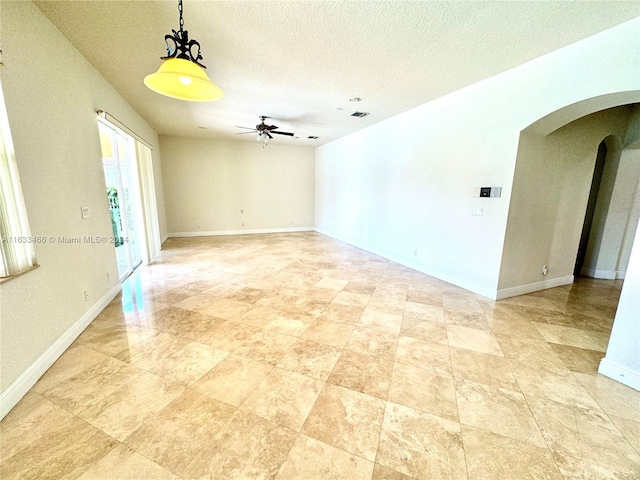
[308,136,319,139]
[351,111,369,118]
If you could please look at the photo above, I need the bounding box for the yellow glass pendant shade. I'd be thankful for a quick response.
[144,58,223,102]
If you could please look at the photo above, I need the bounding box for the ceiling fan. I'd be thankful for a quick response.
[235,116,294,143]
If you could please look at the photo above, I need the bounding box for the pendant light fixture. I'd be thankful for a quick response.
[144,0,223,102]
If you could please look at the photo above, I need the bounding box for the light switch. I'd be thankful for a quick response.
[81,206,90,219]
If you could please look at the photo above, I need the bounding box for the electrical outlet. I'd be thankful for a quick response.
[197,224,200,230]
[542,265,548,276]
[413,249,418,256]
[107,272,110,282]
[471,206,483,216]
[83,290,89,302]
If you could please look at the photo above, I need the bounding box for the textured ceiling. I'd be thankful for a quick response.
[35,1,640,147]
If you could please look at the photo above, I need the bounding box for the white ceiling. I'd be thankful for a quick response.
[35,1,640,147]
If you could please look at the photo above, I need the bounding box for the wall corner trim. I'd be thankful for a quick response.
[168,227,315,238]
[0,283,122,420]
[598,358,640,391]
[495,276,574,300]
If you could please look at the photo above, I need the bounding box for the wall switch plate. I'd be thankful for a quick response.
[490,187,502,198]
[81,206,90,218]
[471,206,483,216]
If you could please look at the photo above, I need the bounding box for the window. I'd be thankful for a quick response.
[0,78,36,278]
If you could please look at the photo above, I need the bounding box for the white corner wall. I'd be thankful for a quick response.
[161,136,315,236]
[599,219,640,391]
[315,18,640,298]
[0,2,167,416]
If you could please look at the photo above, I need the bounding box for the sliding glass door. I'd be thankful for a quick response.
[99,122,143,280]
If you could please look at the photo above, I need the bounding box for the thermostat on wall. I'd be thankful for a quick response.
[473,187,502,198]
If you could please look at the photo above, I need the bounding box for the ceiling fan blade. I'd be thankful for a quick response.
[265,125,279,130]
[237,131,257,135]
[235,126,256,130]
[266,132,273,139]
[271,131,294,136]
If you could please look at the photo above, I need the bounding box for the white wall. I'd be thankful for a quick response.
[315,18,640,298]
[499,107,634,292]
[161,136,315,235]
[0,2,166,412]
[599,218,640,391]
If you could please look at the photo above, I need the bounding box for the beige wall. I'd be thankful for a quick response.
[161,136,314,235]
[0,2,166,393]
[498,106,635,291]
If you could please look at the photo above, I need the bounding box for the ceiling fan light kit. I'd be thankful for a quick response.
[144,0,223,102]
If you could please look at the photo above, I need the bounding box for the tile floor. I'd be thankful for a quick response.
[1,232,639,479]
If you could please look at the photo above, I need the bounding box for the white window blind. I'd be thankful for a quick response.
[0,78,36,277]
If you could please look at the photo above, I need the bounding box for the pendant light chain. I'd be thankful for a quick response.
[178,0,184,33]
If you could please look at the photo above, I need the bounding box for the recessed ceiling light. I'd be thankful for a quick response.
[336,107,343,111]
[308,136,319,139]
[350,97,362,102]
[350,111,369,118]
[198,126,207,129]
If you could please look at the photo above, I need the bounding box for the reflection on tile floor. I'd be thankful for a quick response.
[2,232,639,479]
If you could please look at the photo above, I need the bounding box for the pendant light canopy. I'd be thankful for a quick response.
[144,0,223,102]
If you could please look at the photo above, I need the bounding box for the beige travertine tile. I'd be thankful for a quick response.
[462,425,563,480]
[263,315,311,337]
[275,434,374,480]
[552,452,639,480]
[377,402,466,480]
[332,290,372,308]
[449,347,520,391]
[171,293,222,313]
[508,358,601,411]
[232,305,279,328]
[388,362,458,421]
[404,302,445,322]
[277,339,342,380]
[444,309,492,330]
[395,336,451,374]
[573,372,640,422]
[526,394,640,475]
[75,323,158,356]
[198,298,253,319]
[372,463,413,480]
[197,319,259,351]
[301,317,355,348]
[490,316,545,340]
[41,357,143,415]
[239,367,324,431]
[446,324,503,356]
[192,354,273,406]
[357,308,403,335]
[549,343,603,374]
[1,399,118,479]
[315,277,350,290]
[153,309,227,342]
[400,316,448,344]
[116,331,191,370]
[328,349,394,399]
[441,293,483,313]
[77,444,174,479]
[315,302,365,325]
[495,334,565,368]
[77,371,185,441]
[455,379,545,447]
[181,411,296,480]
[124,389,236,475]
[533,322,609,352]
[406,289,442,307]
[234,329,298,365]
[301,383,385,460]
[32,344,109,393]
[345,326,398,360]
[609,414,640,454]
[148,341,228,386]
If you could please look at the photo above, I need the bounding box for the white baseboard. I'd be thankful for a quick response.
[0,283,122,420]
[580,267,626,280]
[168,227,315,238]
[598,358,640,391]
[160,233,169,244]
[314,228,497,299]
[496,276,574,300]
